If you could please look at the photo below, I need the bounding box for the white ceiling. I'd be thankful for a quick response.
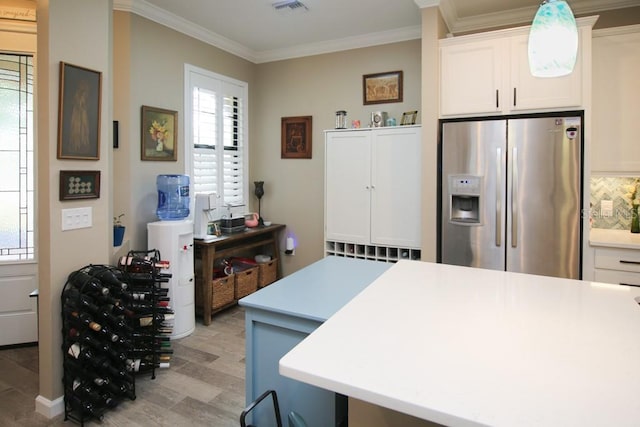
[114,0,639,63]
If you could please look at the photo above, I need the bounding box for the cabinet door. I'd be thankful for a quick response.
[370,127,421,248]
[591,29,640,173]
[509,34,582,112]
[325,131,371,244]
[440,39,504,116]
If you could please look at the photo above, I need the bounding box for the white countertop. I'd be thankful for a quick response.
[280,260,640,427]
[590,228,640,249]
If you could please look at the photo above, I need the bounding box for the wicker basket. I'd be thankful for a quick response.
[234,266,259,299]
[196,274,235,310]
[258,258,278,288]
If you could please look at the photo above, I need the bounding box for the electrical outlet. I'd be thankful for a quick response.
[62,207,93,231]
[601,200,613,217]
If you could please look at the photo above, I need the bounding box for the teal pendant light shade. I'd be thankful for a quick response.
[528,0,578,77]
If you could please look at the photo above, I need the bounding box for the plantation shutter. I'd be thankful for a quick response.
[191,75,246,208]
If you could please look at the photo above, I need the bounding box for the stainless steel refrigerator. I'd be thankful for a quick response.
[438,114,583,279]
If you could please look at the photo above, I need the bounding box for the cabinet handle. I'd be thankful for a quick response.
[495,147,502,247]
[513,88,517,107]
[511,146,518,248]
[495,89,499,109]
[619,260,640,265]
[620,282,640,287]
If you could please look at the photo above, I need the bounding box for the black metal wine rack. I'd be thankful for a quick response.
[118,249,174,380]
[61,264,137,425]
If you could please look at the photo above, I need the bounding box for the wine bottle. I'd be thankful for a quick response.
[68,328,109,353]
[105,378,136,400]
[94,323,119,343]
[128,347,174,355]
[67,270,109,296]
[130,288,169,301]
[94,305,133,333]
[82,265,128,292]
[64,358,109,387]
[135,312,175,328]
[66,393,105,421]
[130,358,170,373]
[64,308,102,332]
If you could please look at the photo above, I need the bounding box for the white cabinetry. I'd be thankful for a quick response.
[148,220,195,339]
[324,126,422,262]
[440,17,595,117]
[594,247,640,287]
[591,25,640,173]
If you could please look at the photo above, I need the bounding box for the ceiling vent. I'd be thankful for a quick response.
[272,0,308,12]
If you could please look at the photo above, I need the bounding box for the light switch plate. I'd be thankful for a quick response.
[62,207,93,231]
[601,200,613,217]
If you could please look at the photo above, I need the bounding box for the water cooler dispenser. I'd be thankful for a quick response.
[148,174,195,339]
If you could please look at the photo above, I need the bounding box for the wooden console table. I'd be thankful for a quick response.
[194,224,285,325]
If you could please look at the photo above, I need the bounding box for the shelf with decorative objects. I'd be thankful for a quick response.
[325,240,421,263]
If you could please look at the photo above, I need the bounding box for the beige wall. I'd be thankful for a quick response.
[36,0,112,409]
[253,41,422,273]
[113,12,256,253]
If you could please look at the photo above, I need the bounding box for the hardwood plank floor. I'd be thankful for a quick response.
[0,306,246,426]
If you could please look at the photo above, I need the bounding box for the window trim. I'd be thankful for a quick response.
[184,64,249,217]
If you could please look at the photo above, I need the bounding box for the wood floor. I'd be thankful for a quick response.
[0,306,247,426]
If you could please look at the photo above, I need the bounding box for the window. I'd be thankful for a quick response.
[0,54,34,261]
[185,65,248,215]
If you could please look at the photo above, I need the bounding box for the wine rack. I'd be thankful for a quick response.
[118,249,174,380]
[61,264,137,425]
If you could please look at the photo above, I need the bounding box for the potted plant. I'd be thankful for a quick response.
[113,214,125,247]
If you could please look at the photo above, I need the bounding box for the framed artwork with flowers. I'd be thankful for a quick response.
[141,105,178,161]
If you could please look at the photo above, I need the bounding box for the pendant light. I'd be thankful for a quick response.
[528,0,578,78]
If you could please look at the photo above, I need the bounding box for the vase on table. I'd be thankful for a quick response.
[632,204,640,233]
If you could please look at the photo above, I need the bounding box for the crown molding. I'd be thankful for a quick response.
[0,19,36,34]
[593,23,640,37]
[414,0,440,8]
[254,25,421,63]
[113,0,257,62]
[442,0,637,35]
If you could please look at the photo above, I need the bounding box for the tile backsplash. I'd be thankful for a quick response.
[591,176,639,229]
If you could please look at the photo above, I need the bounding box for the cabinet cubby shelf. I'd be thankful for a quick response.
[325,241,421,263]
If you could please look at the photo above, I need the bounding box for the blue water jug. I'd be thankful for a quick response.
[156,174,190,220]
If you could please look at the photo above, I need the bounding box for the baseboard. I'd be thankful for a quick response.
[35,394,64,419]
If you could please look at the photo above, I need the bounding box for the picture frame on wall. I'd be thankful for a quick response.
[141,105,178,161]
[59,170,101,200]
[281,116,312,159]
[363,70,403,105]
[57,62,102,160]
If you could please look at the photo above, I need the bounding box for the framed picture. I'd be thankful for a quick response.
[363,70,403,105]
[57,62,102,160]
[281,116,312,159]
[401,110,418,125]
[59,170,101,200]
[141,105,178,161]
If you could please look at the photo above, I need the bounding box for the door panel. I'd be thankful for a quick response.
[506,117,581,279]
[441,120,507,270]
[0,267,37,345]
[325,132,371,244]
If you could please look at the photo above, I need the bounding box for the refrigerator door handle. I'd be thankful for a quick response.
[511,146,518,248]
[496,147,502,247]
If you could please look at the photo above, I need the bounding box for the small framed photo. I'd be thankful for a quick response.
[281,116,312,159]
[141,105,178,161]
[401,110,418,125]
[57,62,102,160]
[363,70,403,105]
[59,170,101,200]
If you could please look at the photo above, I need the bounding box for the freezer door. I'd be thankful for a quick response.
[441,120,507,270]
[506,117,581,279]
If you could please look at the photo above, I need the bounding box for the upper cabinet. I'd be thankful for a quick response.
[440,17,596,117]
[591,25,640,173]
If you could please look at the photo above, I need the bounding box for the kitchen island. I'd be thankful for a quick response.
[239,256,391,426]
[280,260,640,427]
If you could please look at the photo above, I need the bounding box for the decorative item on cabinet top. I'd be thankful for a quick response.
[363,70,403,105]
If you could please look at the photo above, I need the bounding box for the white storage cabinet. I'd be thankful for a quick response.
[148,220,195,339]
[594,247,640,287]
[324,126,422,262]
[440,17,596,117]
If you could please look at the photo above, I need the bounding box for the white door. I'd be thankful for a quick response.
[0,52,38,346]
[370,127,422,248]
[325,131,371,244]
